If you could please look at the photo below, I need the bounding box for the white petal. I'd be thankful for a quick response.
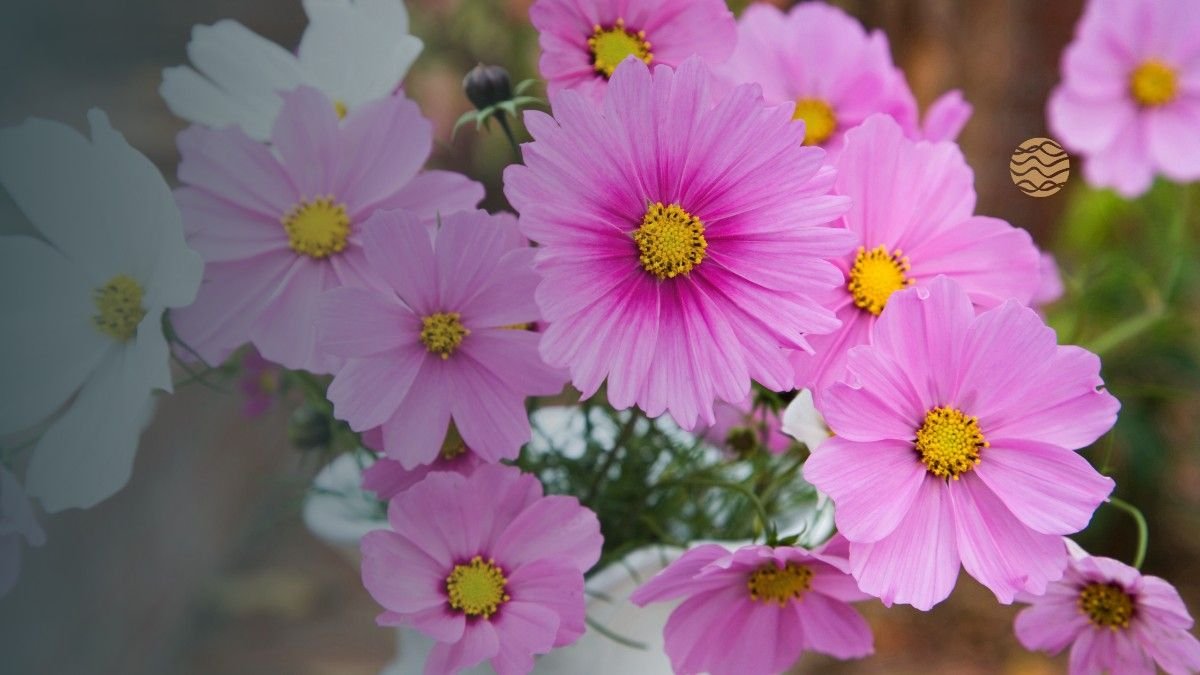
[298,0,422,107]
[781,389,832,451]
[162,20,304,141]
[0,236,108,435]
[25,349,158,513]
[0,111,182,285]
[160,66,276,141]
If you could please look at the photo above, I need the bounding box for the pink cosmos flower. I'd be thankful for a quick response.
[804,276,1120,610]
[316,209,565,468]
[361,463,603,675]
[716,2,971,154]
[1015,552,1200,675]
[361,453,483,502]
[171,86,483,373]
[791,115,1043,397]
[629,535,873,675]
[1048,0,1200,197]
[698,395,792,456]
[530,0,735,103]
[504,57,853,430]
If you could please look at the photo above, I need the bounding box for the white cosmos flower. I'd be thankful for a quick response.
[0,111,203,513]
[161,0,423,141]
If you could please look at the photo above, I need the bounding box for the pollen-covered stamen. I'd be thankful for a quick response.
[282,196,351,259]
[92,274,147,342]
[421,312,469,359]
[588,19,653,78]
[1079,582,1135,629]
[634,202,707,280]
[848,245,913,315]
[446,556,510,619]
[747,562,814,606]
[915,406,988,480]
[793,98,838,146]
[1130,59,1178,107]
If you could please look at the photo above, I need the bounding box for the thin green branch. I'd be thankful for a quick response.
[1107,496,1149,569]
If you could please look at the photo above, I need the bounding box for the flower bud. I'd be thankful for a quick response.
[464,63,513,111]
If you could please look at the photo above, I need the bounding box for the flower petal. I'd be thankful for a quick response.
[974,439,1113,535]
[803,437,926,543]
[948,475,1067,604]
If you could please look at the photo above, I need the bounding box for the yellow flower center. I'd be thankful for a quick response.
[847,245,913,315]
[793,98,838,146]
[421,312,469,359]
[1079,582,1135,629]
[282,197,350,259]
[333,99,349,119]
[1130,59,1178,107]
[92,274,147,342]
[747,562,814,606]
[915,406,988,480]
[446,556,510,619]
[634,202,707,280]
[588,19,653,78]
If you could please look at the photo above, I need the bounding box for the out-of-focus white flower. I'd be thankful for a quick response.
[0,111,203,512]
[161,0,423,141]
[781,389,832,452]
[0,466,44,598]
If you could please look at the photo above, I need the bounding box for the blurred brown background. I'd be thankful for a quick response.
[1,1,1197,673]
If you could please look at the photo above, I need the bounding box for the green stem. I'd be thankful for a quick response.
[1107,496,1149,569]
[673,477,773,542]
[496,114,521,157]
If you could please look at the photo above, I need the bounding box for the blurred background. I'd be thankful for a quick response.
[0,0,1197,673]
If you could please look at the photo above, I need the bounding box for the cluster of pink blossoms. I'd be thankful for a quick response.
[157,0,1200,672]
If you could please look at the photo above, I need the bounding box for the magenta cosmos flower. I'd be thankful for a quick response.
[504,58,853,430]
[171,86,483,373]
[630,536,873,675]
[316,209,564,468]
[1049,0,1200,197]
[361,463,602,675]
[717,2,971,153]
[1015,552,1200,675]
[530,0,735,103]
[804,277,1120,610]
[791,115,1043,396]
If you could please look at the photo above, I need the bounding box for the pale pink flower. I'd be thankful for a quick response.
[531,0,735,103]
[361,463,602,675]
[1048,0,1200,197]
[361,453,483,502]
[630,535,873,675]
[716,2,971,155]
[1016,552,1200,675]
[804,276,1120,610]
[172,86,483,373]
[504,58,853,430]
[316,209,564,468]
[791,115,1043,396]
